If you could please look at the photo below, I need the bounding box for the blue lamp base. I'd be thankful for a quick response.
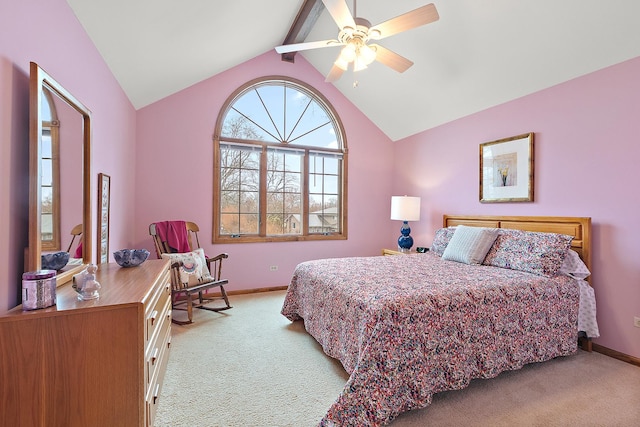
[397,221,414,252]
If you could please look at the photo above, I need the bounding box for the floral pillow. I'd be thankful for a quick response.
[430,227,456,256]
[482,229,573,277]
[161,248,213,288]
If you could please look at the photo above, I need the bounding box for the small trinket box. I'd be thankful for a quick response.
[22,270,57,310]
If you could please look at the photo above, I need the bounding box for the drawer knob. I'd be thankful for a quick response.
[149,310,158,326]
[152,383,160,404]
[150,347,159,365]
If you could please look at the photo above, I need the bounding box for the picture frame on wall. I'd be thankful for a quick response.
[479,133,534,203]
[97,173,111,263]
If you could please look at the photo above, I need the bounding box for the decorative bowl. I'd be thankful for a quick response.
[41,251,70,271]
[113,249,150,268]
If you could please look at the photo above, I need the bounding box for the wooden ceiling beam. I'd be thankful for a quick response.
[280,0,325,63]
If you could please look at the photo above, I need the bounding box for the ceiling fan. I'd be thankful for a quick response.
[275,0,439,82]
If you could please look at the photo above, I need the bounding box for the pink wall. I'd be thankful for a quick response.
[133,51,394,289]
[0,0,137,309]
[395,56,640,359]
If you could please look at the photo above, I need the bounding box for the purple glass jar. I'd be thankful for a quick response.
[22,270,57,310]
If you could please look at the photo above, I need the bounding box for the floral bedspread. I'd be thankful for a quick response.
[281,253,579,426]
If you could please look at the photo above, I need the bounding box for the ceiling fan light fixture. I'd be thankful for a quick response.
[353,57,368,72]
[359,44,377,65]
[339,44,357,62]
[334,56,350,71]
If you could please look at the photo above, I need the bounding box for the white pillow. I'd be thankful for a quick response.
[161,248,213,288]
[558,249,591,279]
[442,225,499,265]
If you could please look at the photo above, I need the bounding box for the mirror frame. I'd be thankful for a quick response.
[28,62,92,285]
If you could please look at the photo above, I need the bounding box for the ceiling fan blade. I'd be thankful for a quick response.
[371,44,414,73]
[275,39,341,54]
[325,63,345,83]
[322,0,356,30]
[369,3,439,40]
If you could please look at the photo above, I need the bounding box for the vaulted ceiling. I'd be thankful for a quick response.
[67,0,640,141]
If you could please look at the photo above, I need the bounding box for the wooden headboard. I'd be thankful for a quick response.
[443,215,592,279]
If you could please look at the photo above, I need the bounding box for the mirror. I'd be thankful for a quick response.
[28,62,92,285]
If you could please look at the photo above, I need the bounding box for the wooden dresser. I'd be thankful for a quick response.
[0,259,172,427]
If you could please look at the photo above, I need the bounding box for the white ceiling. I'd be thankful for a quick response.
[67,0,640,141]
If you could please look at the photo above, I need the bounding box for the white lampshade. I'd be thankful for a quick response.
[390,196,421,221]
[359,44,377,65]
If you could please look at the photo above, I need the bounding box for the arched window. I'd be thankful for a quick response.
[213,76,348,243]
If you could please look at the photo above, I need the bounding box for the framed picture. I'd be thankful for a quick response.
[97,173,111,263]
[479,133,534,203]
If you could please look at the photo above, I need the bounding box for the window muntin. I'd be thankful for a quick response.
[214,77,347,243]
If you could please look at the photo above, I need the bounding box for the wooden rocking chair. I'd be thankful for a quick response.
[149,221,231,325]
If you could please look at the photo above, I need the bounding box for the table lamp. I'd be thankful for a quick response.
[390,196,421,252]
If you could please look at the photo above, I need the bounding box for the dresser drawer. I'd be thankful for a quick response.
[145,296,171,387]
[145,270,171,343]
[145,325,171,427]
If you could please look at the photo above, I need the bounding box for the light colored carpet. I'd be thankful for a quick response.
[155,290,640,427]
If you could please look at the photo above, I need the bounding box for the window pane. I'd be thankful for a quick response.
[311,155,323,174]
[42,131,52,157]
[240,191,259,214]
[284,153,302,172]
[285,88,310,142]
[323,157,340,175]
[41,213,53,242]
[231,97,277,142]
[240,169,259,192]
[220,213,238,234]
[323,196,339,210]
[284,214,302,235]
[285,171,301,192]
[41,187,53,214]
[309,174,322,194]
[269,151,284,170]
[324,175,338,194]
[266,213,285,235]
[255,85,284,138]
[309,194,322,212]
[266,170,284,192]
[239,214,258,234]
[266,192,283,214]
[41,158,53,186]
[284,193,301,214]
[220,190,239,211]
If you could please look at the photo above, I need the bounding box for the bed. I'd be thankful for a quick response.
[281,215,597,426]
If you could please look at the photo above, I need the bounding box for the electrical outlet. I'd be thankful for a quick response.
[634,317,640,328]
[270,265,278,271]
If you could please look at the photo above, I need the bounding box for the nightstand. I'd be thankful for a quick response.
[382,248,429,255]
[382,248,410,256]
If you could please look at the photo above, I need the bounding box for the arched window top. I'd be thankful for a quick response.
[218,77,345,151]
